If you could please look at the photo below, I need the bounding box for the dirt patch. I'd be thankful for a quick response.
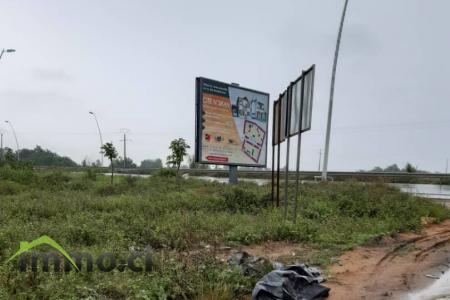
[327,220,450,299]
[239,241,307,261]
[210,221,450,299]
[214,241,309,263]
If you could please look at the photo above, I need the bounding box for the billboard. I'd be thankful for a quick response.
[195,77,270,167]
[300,66,315,132]
[289,78,302,136]
[273,91,288,145]
[274,65,315,144]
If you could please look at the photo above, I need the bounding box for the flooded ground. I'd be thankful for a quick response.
[192,176,450,200]
[408,269,450,299]
[392,183,450,200]
[193,176,269,185]
[103,173,450,202]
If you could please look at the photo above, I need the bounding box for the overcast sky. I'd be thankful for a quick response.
[1,0,449,172]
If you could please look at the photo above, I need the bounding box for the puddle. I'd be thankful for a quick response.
[192,176,269,186]
[408,270,450,300]
[391,183,450,200]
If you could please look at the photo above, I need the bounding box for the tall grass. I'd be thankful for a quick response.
[0,168,448,299]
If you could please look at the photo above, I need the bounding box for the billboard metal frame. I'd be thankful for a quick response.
[271,65,316,220]
[195,77,270,168]
[271,64,315,147]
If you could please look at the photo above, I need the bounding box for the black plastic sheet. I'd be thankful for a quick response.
[252,264,330,300]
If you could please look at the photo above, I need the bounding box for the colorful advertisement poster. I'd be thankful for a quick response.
[195,77,269,167]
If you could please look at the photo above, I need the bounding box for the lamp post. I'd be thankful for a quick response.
[0,128,4,161]
[89,111,104,166]
[1,49,17,160]
[322,0,349,181]
[5,121,20,160]
[1,49,16,160]
[0,48,16,61]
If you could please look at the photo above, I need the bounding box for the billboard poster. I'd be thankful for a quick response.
[289,78,302,136]
[273,91,288,146]
[300,66,315,132]
[288,65,315,137]
[195,77,270,167]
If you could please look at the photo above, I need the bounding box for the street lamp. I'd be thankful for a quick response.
[5,120,20,160]
[322,0,350,181]
[89,111,104,166]
[0,128,5,161]
[0,48,16,60]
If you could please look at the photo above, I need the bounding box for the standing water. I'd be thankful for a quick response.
[408,270,450,299]
[391,183,450,200]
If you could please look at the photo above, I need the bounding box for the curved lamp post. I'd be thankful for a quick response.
[1,50,18,160]
[89,111,104,166]
[0,128,4,160]
[0,48,16,61]
[5,120,20,160]
[322,0,350,181]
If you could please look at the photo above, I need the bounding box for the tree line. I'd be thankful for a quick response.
[0,145,163,169]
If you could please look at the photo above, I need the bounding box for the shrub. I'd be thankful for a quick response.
[68,180,91,191]
[153,168,177,177]
[0,166,36,184]
[220,186,269,213]
[40,171,71,189]
[123,175,138,187]
[84,168,98,181]
[96,184,126,196]
[0,180,22,195]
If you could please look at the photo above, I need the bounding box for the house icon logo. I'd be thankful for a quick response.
[7,235,79,271]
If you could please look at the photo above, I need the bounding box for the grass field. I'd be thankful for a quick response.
[0,166,448,299]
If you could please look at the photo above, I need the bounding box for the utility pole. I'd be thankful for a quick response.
[446,158,448,174]
[120,133,130,168]
[322,0,349,181]
[123,133,127,168]
[119,129,130,168]
[318,149,322,172]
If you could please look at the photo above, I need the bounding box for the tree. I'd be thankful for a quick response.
[140,158,163,169]
[0,147,33,170]
[187,154,209,169]
[113,157,137,168]
[101,142,118,184]
[384,164,400,172]
[404,162,417,173]
[166,138,190,175]
[81,157,90,167]
[3,147,16,164]
[16,146,78,167]
[370,166,383,172]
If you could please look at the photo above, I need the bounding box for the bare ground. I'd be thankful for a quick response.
[214,220,450,299]
[326,219,450,299]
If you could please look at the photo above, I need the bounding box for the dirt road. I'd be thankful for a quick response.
[327,219,450,299]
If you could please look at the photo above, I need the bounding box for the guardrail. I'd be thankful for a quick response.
[117,168,450,183]
[34,166,450,183]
